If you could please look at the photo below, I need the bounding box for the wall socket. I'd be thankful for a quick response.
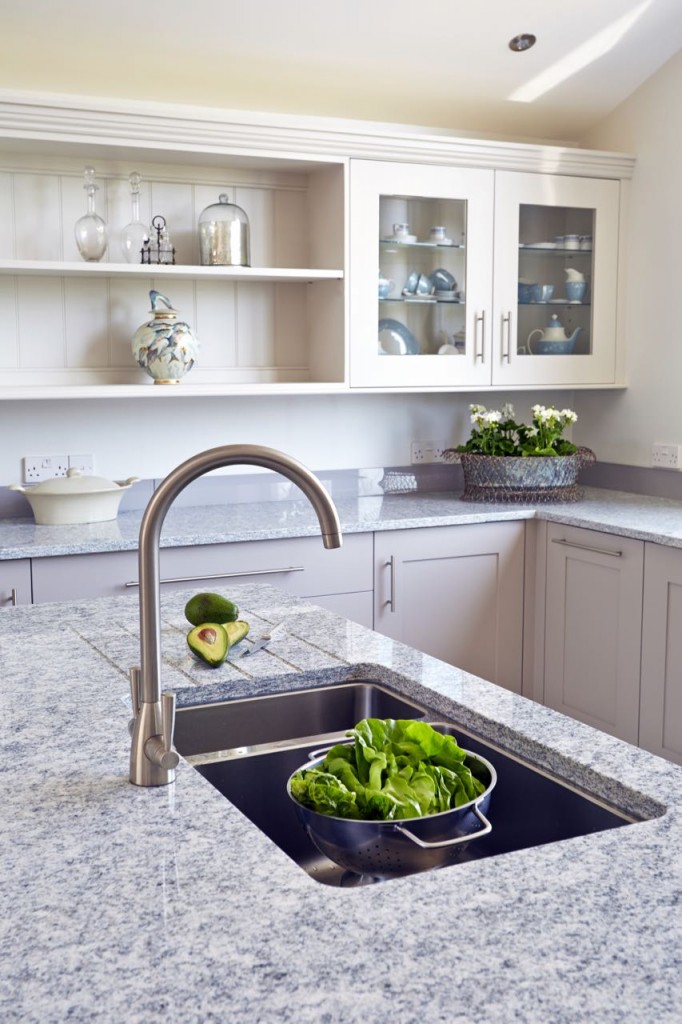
[23,453,95,483]
[410,440,450,464]
[651,443,682,470]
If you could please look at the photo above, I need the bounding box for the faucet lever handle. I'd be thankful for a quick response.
[161,690,177,759]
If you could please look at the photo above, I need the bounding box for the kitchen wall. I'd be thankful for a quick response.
[573,48,682,467]
[0,391,568,484]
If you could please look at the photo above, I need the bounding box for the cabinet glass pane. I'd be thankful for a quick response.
[517,204,594,358]
[378,195,467,357]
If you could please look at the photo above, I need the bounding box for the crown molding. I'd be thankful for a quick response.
[0,89,636,178]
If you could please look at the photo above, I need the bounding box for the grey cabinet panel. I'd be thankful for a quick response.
[0,559,32,607]
[640,542,682,764]
[31,534,373,607]
[374,522,524,693]
[544,524,643,744]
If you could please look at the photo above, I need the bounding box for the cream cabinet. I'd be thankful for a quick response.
[543,523,643,744]
[349,159,622,390]
[30,534,374,628]
[373,522,525,693]
[640,542,682,765]
[0,558,32,607]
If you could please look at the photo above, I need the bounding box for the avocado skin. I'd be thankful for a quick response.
[187,622,229,666]
[225,620,250,646]
[185,592,239,627]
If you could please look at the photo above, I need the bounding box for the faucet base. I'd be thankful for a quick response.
[129,700,177,787]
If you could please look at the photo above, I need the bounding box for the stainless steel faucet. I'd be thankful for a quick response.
[128,444,343,786]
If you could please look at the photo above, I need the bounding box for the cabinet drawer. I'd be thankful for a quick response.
[0,559,32,607]
[31,533,373,604]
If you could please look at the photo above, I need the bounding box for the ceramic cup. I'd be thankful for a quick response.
[429,226,447,242]
[564,234,580,250]
[565,281,587,302]
[402,271,419,294]
[538,284,555,302]
[430,267,457,292]
[378,276,394,299]
[416,273,435,295]
[393,223,410,239]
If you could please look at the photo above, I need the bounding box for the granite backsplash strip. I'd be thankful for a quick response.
[0,459,673,521]
[0,463,463,518]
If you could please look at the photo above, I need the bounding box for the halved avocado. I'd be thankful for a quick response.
[187,622,229,667]
[224,619,250,647]
[185,592,239,627]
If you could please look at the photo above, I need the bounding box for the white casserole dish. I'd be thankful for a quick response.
[9,469,140,525]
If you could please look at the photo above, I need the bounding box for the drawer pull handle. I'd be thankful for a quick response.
[551,538,623,558]
[124,566,305,588]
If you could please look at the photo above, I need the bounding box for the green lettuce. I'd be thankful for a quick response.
[290,718,487,821]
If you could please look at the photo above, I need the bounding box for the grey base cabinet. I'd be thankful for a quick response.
[0,559,31,607]
[30,534,374,628]
[640,542,682,765]
[543,523,643,744]
[373,522,525,693]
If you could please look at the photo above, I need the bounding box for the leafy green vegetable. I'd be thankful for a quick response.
[290,718,488,822]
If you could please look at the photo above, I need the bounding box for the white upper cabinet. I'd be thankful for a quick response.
[0,94,634,398]
[492,171,621,387]
[349,160,623,390]
[349,159,495,388]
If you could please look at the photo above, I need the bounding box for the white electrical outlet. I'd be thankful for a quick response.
[22,454,69,483]
[651,443,682,470]
[68,453,95,474]
[411,440,450,465]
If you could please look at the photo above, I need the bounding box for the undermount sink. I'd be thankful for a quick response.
[174,680,648,888]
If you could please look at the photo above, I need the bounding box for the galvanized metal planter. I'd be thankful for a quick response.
[459,447,596,504]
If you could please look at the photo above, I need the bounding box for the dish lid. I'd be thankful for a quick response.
[28,469,138,495]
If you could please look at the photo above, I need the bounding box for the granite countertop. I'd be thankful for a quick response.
[3,581,682,1023]
[2,486,682,560]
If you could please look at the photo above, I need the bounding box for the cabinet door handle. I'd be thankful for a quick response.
[501,311,512,362]
[386,556,396,612]
[551,538,623,558]
[8,588,18,606]
[474,310,486,362]
[124,566,305,588]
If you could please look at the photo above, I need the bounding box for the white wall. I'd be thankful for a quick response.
[0,391,571,483]
[573,50,682,465]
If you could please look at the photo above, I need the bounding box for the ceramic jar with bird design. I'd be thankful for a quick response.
[131,290,199,384]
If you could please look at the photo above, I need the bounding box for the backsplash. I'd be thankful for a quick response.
[0,459,678,521]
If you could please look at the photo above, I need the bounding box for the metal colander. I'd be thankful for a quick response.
[287,742,496,878]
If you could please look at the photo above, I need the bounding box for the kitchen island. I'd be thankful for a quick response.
[2,580,681,1023]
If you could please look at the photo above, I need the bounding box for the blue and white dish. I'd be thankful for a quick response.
[430,267,457,292]
[378,318,420,355]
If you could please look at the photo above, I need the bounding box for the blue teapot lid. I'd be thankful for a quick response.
[546,313,564,329]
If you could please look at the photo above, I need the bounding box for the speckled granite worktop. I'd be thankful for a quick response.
[2,485,682,560]
[2,581,682,1022]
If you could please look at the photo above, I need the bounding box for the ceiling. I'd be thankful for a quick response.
[1,0,682,142]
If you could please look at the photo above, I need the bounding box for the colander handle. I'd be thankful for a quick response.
[393,803,491,848]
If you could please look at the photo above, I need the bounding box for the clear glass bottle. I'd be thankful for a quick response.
[74,166,108,262]
[120,171,149,263]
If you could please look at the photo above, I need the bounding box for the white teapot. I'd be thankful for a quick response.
[527,314,582,355]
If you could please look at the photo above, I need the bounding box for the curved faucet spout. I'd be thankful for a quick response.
[129,444,342,786]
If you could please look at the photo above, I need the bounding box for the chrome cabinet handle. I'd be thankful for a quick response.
[501,311,512,362]
[386,556,396,612]
[474,310,486,362]
[124,565,305,588]
[10,588,17,606]
[551,538,623,558]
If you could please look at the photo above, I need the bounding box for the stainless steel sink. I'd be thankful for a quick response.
[174,680,647,887]
[174,681,427,761]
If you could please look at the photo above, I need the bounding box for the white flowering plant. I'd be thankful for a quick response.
[452,403,579,458]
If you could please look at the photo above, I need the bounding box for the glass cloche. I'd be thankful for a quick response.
[198,193,250,266]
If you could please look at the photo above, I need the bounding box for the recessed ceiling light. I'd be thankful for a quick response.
[509,33,537,52]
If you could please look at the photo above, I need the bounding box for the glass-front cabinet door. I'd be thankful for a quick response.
[349,160,494,388]
[492,172,621,387]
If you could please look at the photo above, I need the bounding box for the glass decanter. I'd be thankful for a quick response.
[120,171,149,263]
[74,166,108,262]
